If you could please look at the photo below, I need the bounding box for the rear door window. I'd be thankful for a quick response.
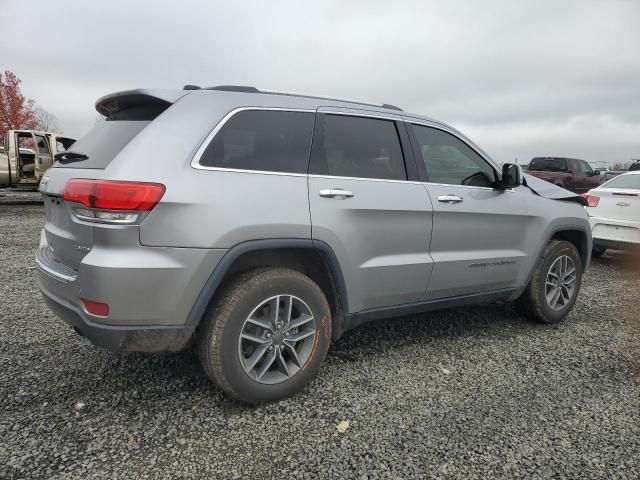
[199,110,315,174]
[311,114,407,180]
[35,134,51,154]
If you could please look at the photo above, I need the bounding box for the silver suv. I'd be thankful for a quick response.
[36,85,592,403]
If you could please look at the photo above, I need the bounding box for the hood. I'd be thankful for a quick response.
[523,173,588,206]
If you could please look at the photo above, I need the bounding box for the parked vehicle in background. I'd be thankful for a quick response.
[527,157,605,193]
[36,85,592,403]
[628,160,640,171]
[0,130,76,188]
[582,171,640,257]
[602,169,624,182]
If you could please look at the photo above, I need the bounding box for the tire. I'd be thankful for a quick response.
[197,267,331,403]
[516,240,583,324]
[592,246,606,258]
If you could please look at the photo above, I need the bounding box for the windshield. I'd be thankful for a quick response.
[602,174,640,190]
[53,120,149,169]
[528,158,568,172]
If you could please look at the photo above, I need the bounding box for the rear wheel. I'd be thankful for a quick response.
[197,267,331,403]
[516,240,582,324]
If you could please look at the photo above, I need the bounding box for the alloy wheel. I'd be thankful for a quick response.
[545,255,577,311]
[238,295,317,384]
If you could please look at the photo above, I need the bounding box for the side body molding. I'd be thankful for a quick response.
[185,239,349,333]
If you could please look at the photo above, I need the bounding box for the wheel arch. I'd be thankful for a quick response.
[550,228,590,270]
[185,239,349,340]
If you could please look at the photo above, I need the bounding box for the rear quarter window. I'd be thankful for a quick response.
[198,110,315,174]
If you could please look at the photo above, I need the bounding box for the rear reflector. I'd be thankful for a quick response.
[63,179,165,211]
[580,194,600,207]
[81,299,109,317]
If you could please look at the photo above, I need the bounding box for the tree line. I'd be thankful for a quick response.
[0,70,59,139]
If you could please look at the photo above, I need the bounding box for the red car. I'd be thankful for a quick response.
[527,157,605,193]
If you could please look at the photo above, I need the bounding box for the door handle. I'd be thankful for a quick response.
[437,194,463,203]
[319,189,354,199]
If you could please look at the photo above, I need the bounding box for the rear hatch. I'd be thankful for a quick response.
[40,90,183,271]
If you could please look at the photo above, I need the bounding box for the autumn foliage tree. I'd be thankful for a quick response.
[0,70,38,138]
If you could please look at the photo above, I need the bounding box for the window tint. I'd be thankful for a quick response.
[529,158,568,172]
[199,110,315,174]
[35,134,50,154]
[411,125,495,187]
[577,160,593,175]
[317,114,406,180]
[54,120,150,169]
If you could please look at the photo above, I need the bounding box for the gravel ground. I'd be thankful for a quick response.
[1,205,639,479]
[0,188,43,205]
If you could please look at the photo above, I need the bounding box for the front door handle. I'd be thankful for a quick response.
[438,194,463,203]
[319,189,354,199]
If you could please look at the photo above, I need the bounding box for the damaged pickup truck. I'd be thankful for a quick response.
[0,130,75,188]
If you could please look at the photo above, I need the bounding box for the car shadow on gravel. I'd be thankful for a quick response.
[328,302,537,361]
[41,302,530,409]
[591,249,640,274]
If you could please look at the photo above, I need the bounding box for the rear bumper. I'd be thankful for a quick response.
[35,228,227,352]
[39,283,194,352]
[590,216,640,249]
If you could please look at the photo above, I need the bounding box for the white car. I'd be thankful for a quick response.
[582,171,640,256]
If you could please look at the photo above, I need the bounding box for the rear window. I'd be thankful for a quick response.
[602,174,640,190]
[199,110,315,174]
[529,158,568,172]
[53,120,149,169]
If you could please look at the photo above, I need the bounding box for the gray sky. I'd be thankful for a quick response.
[2,0,639,166]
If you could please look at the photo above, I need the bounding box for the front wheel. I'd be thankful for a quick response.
[516,240,583,324]
[197,267,331,403]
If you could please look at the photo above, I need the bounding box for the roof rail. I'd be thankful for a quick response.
[206,85,260,93]
[190,84,403,111]
[381,103,403,111]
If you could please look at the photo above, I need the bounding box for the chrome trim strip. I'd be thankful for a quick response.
[191,107,315,172]
[190,166,307,177]
[318,108,404,122]
[308,174,421,185]
[36,251,78,283]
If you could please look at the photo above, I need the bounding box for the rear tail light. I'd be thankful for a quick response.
[580,194,600,207]
[63,179,165,224]
[81,299,109,317]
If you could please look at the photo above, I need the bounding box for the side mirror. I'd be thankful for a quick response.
[593,169,600,176]
[500,163,522,189]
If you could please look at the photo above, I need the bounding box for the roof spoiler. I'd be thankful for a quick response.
[95,89,188,117]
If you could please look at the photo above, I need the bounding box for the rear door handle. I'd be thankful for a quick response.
[319,189,354,199]
[437,194,463,203]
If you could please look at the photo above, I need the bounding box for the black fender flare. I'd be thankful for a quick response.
[185,239,349,334]
[510,224,591,301]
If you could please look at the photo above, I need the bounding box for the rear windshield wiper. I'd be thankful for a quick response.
[55,151,89,164]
